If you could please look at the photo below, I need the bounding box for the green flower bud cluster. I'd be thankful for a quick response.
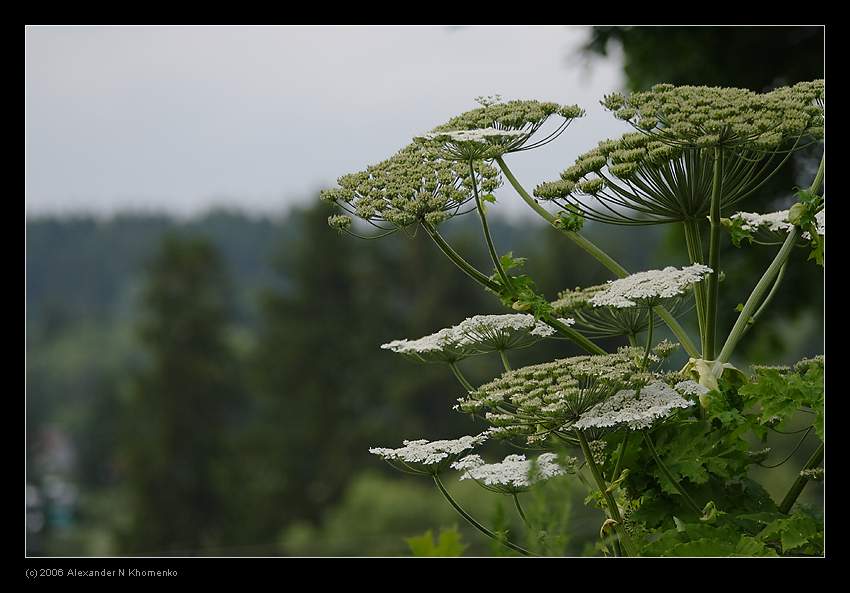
[535,84,823,225]
[327,214,353,232]
[457,347,653,441]
[431,99,585,154]
[601,80,824,150]
[321,142,501,230]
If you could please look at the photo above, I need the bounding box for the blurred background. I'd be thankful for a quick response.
[25,25,824,556]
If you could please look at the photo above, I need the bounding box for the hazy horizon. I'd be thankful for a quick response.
[25,25,629,219]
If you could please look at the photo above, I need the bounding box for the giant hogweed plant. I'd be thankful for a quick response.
[322,82,825,557]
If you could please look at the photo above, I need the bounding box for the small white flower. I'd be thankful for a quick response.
[369,432,491,467]
[589,264,712,309]
[574,381,694,431]
[381,314,570,361]
[419,128,527,144]
[674,380,710,397]
[451,452,570,491]
[731,209,825,239]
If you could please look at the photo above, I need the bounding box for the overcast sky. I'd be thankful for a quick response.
[25,25,631,219]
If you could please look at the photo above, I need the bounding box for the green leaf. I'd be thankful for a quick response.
[552,206,585,232]
[721,216,753,248]
[734,536,778,557]
[499,251,527,272]
[405,527,468,557]
[752,509,823,555]
[665,538,738,556]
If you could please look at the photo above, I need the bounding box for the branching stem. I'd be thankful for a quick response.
[432,474,533,556]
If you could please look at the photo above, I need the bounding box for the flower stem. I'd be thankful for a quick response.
[576,430,638,556]
[612,433,629,483]
[496,156,627,276]
[642,308,654,370]
[682,219,707,351]
[718,152,824,364]
[778,441,824,514]
[740,262,787,339]
[512,493,531,528]
[470,160,512,292]
[422,222,501,292]
[642,431,702,515]
[432,474,533,556]
[496,156,700,358]
[704,147,724,360]
[717,228,798,364]
[544,315,606,355]
[449,361,474,392]
[424,221,604,356]
[499,350,512,372]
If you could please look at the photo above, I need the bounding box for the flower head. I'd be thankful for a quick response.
[369,431,491,474]
[574,381,695,431]
[451,452,572,493]
[381,314,570,363]
[457,347,652,443]
[321,142,500,231]
[589,264,712,309]
[552,284,689,338]
[726,208,825,245]
[534,81,824,225]
[416,128,528,161]
[427,98,585,156]
[601,80,823,150]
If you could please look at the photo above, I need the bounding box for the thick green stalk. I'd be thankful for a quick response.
[717,228,798,364]
[544,315,606,356]
[740,262,787,339]
[577,430,638,556]
[499,350,512,372]
[653,306,700,359]
[470,160,513,291]
[432,474,533,556]
[717,152,824,363]
[778,442,824,514]
[496,156,627,276]
[682,219,707,351]
[496,156,700,358]
[704,147,724,359]
[642,431,702,515]
[422,223,500,292]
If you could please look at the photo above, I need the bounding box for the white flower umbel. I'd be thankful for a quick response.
[380,327,469,363]
[574,381,695,431]
[369,432,491,474]
[732,210,794,233]
[590,264,713,309]
[451,452,570,493]
[730,209,825,240]
[455,314,573,352]
[418,128,529,160]
[382,314,570,362]
[421,128,527,143]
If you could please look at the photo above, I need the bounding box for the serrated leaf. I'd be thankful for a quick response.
[405,527,468,557]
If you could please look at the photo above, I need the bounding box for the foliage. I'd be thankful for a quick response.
[406,527,467,557]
